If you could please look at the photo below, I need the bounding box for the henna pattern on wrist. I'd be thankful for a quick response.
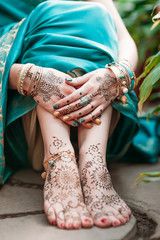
[96,73,118,102]
[30,69,65,102]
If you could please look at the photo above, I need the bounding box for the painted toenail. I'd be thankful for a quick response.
[113,221,119,226]
[60,223,64,228]
[120,219,124,224]
[101,218,108,223]
[84,219,91,223]
[52,221,56,226]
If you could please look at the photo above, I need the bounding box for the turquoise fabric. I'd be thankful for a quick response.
[0,0,139,184]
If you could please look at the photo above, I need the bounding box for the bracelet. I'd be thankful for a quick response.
[119,59,137,89]
[105,60,137,103]
[17,63,34,95]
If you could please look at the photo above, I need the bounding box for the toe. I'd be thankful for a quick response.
[92,212,112,228]
[64,210,74,229]
[44,201,56,226]
[80,211,93,228]
[72,211,81,229]
[54,203,65,229]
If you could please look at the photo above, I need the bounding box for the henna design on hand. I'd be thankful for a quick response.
[29,69,65,102]
[96,73,118,102]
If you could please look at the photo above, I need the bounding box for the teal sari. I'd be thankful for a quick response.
[0,0,139,184]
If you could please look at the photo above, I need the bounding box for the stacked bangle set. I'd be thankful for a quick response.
[17,63,35,96]
[105,60,136,103]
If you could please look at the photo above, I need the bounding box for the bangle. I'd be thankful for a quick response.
[119,59,137,89]
[17,63,34,95]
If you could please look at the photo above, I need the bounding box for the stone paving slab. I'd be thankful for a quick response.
[11,168,44,185]
[0,185,43,214]
[110,161,160,214]
[0,214,136,240]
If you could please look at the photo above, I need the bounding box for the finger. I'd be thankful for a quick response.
[58,116,78,127]
[65,72,93,87]
[53,84,93,110]
[53,94,96,116]
[60,96,102,121]
[79,102,109,123]
[92,117,101,125]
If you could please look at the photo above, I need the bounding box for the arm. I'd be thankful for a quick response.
[85,0,138,70]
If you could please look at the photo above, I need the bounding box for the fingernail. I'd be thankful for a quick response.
[101,218,108,223]
[84,219,91,223]
[73,121,78,127]
[53,111,60,117]
[52,221,56,226]
[79,119,85,123]
[95,118,101,125]
[86,123,93,129]
[53,104,59,109]
[66,78,72,82]
[63,116,70,121]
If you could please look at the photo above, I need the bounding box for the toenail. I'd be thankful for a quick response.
[68,223,73,228]
[120,219,124,224]
[101,218,108,223]
[113,221,119,226]
[60,223,64,228]
[84,219,91,223]
[52,221,56,226]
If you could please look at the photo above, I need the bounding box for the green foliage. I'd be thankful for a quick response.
[138,52,160,112]
[115,0,160,63]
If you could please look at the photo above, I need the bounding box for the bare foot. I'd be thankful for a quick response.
[43,150,93,229]
[79,144,131,228]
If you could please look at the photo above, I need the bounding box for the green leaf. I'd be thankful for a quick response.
[142,177,160,182]
[151,19,160,30]
[138,51,160,80]
[149,92,160,101]
[139,62,160,105]
[146,105,160,119]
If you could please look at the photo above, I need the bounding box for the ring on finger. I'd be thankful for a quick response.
[80,96,91,106]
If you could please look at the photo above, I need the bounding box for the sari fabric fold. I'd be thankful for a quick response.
[0,0,139,184]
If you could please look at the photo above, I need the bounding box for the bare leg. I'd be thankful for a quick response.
[36,105,93,229]
[78,106,131,228]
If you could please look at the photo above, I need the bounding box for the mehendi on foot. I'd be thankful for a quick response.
[43,147,93,229]
[79,143,132,228]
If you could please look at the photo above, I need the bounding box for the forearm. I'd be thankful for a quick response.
[9,63,36,92]
[85,0,138,70]
[8,64,23,89]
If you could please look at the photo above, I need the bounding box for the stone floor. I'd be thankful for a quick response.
[0,159,160,240]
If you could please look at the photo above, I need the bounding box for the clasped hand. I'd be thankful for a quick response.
[53,68,119,127]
